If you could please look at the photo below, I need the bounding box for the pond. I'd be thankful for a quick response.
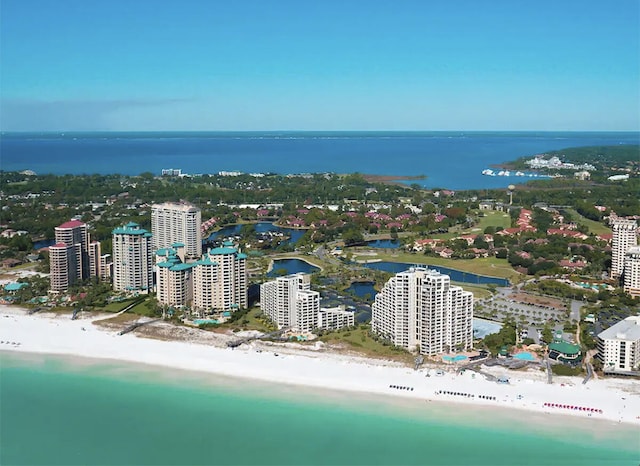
[345,281,376,301]
[33,239,55,250]
[365,239,400,249]
[362,262,509,286]
[204,222,306,245]
[267,258,320,277]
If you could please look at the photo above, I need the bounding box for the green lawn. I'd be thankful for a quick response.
[565,209,611,236]
[319,326,414,363]
[103,299,138,312]
[129,298,158,317]
[457,283,494,300]
[467,210,512,232]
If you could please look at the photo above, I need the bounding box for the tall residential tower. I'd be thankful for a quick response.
[371,267,473,356]
[151,202,202,258]
[49,219,100,292]
[112,222,153,293]
[611,217,638,280]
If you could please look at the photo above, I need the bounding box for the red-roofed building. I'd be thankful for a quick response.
[58,219,85,229]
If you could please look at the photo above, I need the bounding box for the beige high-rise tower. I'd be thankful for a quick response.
[151,201,202,258]
[611,217,638,280]
[49,220,101,292]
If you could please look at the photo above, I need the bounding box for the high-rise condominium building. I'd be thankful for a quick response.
[261,273,309,329]
[623,246,640,298]
[151,202,202,258]
[112,222,153,293]
[49,242,77,292]
[260,273,355,332]
[597,316,640,373]
[611,217,638,279]
[155,244,193,307]
[191,242,247,314]
[372,267,473,356]
[49,219,100,292]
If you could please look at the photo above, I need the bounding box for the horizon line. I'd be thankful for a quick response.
[2,129,639,134]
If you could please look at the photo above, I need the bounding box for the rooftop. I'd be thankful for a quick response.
[598,316,640,341]
[57,219,85,229]
[208,246,237,255]
[112,222,151,236]
[548,341,581,355]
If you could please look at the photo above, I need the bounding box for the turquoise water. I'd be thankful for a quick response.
[442,355,469,362]
[513,352,537,361]
[1,352,638,466]
[193,319,219,325]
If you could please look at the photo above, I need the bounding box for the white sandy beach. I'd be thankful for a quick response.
[1,304,639,427]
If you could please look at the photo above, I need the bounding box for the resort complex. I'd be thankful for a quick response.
[155,240,248,316]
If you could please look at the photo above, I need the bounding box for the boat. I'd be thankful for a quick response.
[515,171,525,176]
[481,169,495,176]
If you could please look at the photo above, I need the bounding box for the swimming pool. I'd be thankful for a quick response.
[193,319,219,325]
[442,355,469,362]
[513,352,536,361]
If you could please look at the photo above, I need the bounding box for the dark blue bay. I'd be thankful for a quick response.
[2,131,637,190]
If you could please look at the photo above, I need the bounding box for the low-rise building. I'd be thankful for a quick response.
[318,306,355,331]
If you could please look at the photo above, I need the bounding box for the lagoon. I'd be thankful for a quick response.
[362,262,510,286]
[204,222,306,245]
[267,258,320,277]
[365,239,400,249]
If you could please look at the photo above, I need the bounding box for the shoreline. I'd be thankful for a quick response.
[1,304,639,429]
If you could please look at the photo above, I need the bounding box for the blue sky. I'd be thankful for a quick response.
[1,0,638,131]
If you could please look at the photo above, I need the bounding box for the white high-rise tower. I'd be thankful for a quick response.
[372,267,473,356]
[112,222,153,293]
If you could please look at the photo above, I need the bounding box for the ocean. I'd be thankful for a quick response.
[1,352,637,466]
[1,131,638,190]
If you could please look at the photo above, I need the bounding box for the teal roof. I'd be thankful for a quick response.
[196,257,218,266]
[222,240,234,247]
[172,242,185,247]
[157,252,194,271]
[548,341,581,355]
[236,253,247,260]
[172,263,194,271]
[208,247,237,255]
[156,248,170,257]
[112,223,151,235]
[5,282,28,291]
